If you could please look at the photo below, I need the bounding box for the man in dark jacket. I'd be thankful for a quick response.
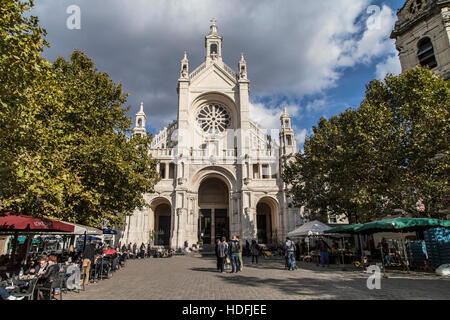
[217,237,228,273]
[317,237,331,267]
[82,244,95,285]
[229,236,241,273]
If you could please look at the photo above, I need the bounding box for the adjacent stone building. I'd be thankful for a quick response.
[119,20,303,249]
[391,0,450,79]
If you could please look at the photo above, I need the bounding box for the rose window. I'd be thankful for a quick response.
[196,104,231,134]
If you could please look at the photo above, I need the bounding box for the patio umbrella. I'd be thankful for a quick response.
[288,220,332,237]
[325,224,363,234]
[0,211,75,233]
[354,217,450,234]
[104,248,117,255]
[0,211,75,264]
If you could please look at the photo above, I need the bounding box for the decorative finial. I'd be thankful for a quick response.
[183,51,188,60]
[240,52,245,61]
[210,18,218,34]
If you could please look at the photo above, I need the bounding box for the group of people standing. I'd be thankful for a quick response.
[120,242,151,259]
[215,235,243,273]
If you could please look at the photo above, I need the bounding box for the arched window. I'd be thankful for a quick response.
[417,37,437,69]
[138,119,143,127]
[210,43,218,55]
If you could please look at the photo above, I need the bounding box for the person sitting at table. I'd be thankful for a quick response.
[35,256,49,276]
[37,255,60,300]
[24,260,37,275]
[0,285,24,300]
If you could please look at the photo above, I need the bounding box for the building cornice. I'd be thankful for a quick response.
[391,1,450,38]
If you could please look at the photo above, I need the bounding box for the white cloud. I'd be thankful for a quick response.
[249,102,301,131]
[295,128,308,145]
[375,54,402,80]
[348,5,398,64]
[33,0,401,130]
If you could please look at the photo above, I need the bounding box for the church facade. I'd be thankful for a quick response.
[391,0,450,80]
[119,20,303,249]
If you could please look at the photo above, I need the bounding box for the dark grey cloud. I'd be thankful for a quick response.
[33,0,398,132]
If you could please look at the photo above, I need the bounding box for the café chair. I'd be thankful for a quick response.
[14,278,39,300]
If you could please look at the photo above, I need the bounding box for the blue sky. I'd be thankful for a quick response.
[32,0,408,150]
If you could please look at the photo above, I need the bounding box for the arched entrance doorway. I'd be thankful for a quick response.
[198,177,229,246]
[153,201,172,246]
[256,197,279,244]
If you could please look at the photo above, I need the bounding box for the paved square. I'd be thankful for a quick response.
[65,255,450,300]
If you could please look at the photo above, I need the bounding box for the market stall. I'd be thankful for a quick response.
[287,220,350,264]
[327,217,450,272]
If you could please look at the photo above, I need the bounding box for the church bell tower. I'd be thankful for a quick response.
[391,0,450,80]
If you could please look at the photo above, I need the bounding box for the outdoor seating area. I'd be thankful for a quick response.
[0,211,128,300]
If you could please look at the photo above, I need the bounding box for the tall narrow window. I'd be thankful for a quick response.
[210,43,218,55]
[262,164,270,179]
[169,163,175,179]
[160,164,166,179]
[253,164,259,179]
[417,38,437,69]
[286,135,292,146]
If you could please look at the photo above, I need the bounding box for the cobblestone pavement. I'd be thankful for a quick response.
[65,255,450,300]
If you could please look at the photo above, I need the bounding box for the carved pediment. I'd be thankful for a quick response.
[191,63,237,88]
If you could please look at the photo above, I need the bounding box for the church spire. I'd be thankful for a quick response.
[180,51,189,79]
[209,18,218,34]
[238,52,248,81]
[205,18,223,64]
[133,102,147,138]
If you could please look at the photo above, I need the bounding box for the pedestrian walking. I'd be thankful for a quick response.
[237,235,243,271]
[215,239,221,271]
[317,237,330,267]
[217,237,228,273]
[284,237,296,270]
[246,240,251,257]
[132,243,137,259]
[229,235,240,273]
[82,243,95,285]
[250,240,260,264]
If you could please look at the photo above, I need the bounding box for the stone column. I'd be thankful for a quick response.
[211,208,215,246]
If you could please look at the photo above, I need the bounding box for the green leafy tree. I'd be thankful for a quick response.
[283,67,449,223]
[0,1,160,227]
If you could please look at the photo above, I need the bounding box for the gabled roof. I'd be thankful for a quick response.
[189,61,238,86]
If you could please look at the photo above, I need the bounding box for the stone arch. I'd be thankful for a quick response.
[150,197,172,246]
[191,166,237,193]
[256,196,280,244]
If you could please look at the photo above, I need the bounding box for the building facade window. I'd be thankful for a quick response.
[417,37,437,69]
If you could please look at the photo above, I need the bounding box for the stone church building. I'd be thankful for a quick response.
[119,20,302,249]
[118,0,450,249]
[391,0,450,80]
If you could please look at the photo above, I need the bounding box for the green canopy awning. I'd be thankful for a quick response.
[354,217,450,234]
[325,224,363,234]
